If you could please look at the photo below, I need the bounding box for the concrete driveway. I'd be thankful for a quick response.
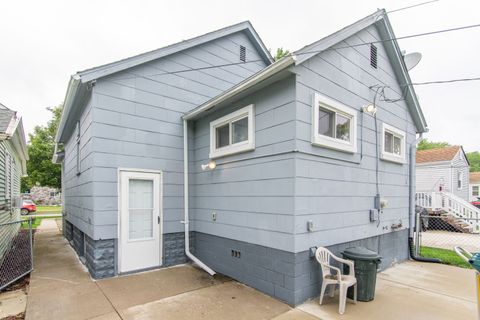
[25,220,477,320]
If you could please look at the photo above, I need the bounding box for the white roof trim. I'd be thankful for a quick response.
[183,55,296,120]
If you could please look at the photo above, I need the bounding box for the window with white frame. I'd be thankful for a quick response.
[473,185,479,197]
[457,171,463,189]
[209,105,255,158]
[312,93,357,153]
[5,153,11,200]
[381,123,406,163]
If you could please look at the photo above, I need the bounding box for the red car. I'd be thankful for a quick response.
[472,200,480,209]
[21,200,37,215]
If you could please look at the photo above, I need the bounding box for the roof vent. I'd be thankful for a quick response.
[240,45,246,62]
[370,44,378,69]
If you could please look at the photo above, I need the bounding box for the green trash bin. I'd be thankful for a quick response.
[342,247,382,302]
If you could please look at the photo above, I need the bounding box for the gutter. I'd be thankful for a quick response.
[182,119,216,276]
[183,55,296,121]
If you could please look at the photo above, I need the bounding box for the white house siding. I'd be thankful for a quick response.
[451,149,469,201]
[65,31,269,240]
[0,140,23,261]
[293,25,416,253]
[416,164,451,192]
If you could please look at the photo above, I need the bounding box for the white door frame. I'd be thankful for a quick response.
[117,168,163,273]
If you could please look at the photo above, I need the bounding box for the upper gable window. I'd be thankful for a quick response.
[370,44,378,69]
[457,171,463,190]
[209,105,255,158]
[312,93,357,153]
[381,123,406,164]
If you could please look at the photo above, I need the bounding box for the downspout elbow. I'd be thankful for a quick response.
[183,120,216,276]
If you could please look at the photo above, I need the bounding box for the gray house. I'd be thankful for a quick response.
[0,104,28,261]
[53,9,427,305]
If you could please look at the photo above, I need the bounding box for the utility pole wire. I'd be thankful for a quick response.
[387,0,440,14]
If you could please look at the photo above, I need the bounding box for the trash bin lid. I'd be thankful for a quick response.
[342,247,381,260]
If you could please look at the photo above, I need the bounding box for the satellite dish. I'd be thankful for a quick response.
[403,52,422,71]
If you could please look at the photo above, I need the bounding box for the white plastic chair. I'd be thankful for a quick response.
[315,247,357,314]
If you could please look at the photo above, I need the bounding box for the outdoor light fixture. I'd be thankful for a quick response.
[362,103,377,115]
[201,160,217,171]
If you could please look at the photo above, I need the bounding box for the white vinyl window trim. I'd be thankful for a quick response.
[381,123,406,164]
[209,104,255,159]
[457,171,463,190]
[312,92,357,153]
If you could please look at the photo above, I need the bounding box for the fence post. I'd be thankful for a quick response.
[415,210,421,256]
[29,217,33,271]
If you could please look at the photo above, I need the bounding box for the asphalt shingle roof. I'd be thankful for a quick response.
[416,146,461,164]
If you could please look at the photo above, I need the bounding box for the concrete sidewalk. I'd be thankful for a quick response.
[25,220,477,320]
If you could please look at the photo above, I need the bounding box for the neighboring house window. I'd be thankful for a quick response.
[473,185,479,197]
[76,121,81,175]
[209,105,255,158]
[457,171,463,189]
[312,92,357,153]
[381,123,406,164]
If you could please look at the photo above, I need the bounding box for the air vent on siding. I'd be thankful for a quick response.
[370,44,378,69]
[240,45,246,62]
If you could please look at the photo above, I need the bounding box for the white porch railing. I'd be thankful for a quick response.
[415,191,480,233]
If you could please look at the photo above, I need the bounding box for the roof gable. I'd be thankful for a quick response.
[416,146,463,164]
[78,21,273,83]
[56,21,273,144]
[294,9,427,133]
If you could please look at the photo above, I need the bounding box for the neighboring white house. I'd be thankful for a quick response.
[470,172,480,202]
[416,146,470,201]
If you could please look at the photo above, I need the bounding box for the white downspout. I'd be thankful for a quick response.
[409,133,423,237]
[183,119,216,276]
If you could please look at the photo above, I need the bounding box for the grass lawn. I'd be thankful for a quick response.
[35,205,62,213]
[21,216,59,229]
[420,246,472,269]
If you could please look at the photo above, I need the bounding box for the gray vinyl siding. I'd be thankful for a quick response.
[190,76,297,251]
[63,95,95,238]
[292,25,416,252]
[75,31,268,240]
[0,140,23,260]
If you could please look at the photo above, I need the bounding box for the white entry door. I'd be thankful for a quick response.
[119,170,162,273]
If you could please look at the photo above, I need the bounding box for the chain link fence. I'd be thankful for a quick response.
[0,218,33,290]
[416,213,480,268]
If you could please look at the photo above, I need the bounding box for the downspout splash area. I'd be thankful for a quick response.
[182,119,216,276]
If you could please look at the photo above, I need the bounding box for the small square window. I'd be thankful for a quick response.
[312,93,357,153]
[209,105,255,158]
[381,123,405,163]
[473,186,479,196]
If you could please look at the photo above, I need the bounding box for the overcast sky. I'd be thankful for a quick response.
[0,0,479,151]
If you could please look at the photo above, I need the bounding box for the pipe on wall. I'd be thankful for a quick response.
[183,119,216,276]
[408,133,440,263]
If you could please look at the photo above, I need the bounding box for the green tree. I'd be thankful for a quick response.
[467,151,480,172]
[21,105,63,192]
[417,139,450,151]
[272,48,290,61]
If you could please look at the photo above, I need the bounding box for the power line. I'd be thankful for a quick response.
[112,22,480,81]
[387,0,440,14]
[409,77,480,86]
